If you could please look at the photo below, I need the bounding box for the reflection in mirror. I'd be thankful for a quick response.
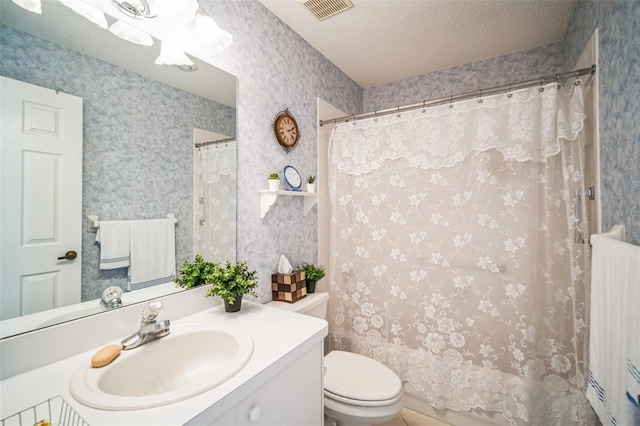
[0,1,237,338]
[194,130,237,263]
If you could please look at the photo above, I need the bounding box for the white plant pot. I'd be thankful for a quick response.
[306,183,316,193]
[268,179,280,191]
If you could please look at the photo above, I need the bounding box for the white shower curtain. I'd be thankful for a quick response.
[195,141,236,263]
[328,83,595,425]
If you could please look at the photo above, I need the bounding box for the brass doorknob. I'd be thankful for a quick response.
[57,250,78,261]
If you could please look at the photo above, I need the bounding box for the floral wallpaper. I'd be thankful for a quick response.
[562,0,640,245]
[0,0,363,305]
[199,0,363,302]
[2,0,636,306]
[363,43,565,112]
[0,25,236,300]
[194,0,578,303]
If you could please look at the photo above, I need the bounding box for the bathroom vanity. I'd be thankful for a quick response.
[0,289,327,425]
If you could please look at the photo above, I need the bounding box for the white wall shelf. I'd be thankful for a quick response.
[258,190,318,218]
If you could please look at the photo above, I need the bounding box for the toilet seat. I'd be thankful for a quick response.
[324,388,403,407]
[324,351,402,407]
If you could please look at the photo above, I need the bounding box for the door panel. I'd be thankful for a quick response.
[21,272,59,316]
[1,76,83,320]
[23,151,59,243]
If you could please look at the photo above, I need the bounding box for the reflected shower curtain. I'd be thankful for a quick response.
[195,141,236,262]
[328,84,595,425]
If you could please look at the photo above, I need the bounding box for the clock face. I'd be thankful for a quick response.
[274,110,300,152]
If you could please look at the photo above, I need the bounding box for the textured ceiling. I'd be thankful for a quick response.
[259,0,577,88]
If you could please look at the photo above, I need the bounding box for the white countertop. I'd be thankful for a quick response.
[0,301,328,425]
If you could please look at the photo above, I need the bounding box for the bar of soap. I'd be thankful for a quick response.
[91,344,121,368]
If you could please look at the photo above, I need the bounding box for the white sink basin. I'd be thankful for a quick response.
[69,323,253,410]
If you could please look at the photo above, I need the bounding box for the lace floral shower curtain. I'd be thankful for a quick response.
[195,141,236,262]
[328,84,595,425]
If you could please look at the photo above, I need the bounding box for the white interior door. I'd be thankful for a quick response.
[0,76,83,320]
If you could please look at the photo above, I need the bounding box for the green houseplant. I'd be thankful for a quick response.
[206,260,259,312]
[306,175,316,193]
[175,256,259,312]
[268,172,280,191]
[300,263,325,293]
[175,254,216,289]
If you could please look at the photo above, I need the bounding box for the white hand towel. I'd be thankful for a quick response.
[587,233,640,426]
[128,219,176,291]
[625,242,640,421]
[95,220,131,269]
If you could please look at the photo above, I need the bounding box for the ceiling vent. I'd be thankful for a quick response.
[303,0,354,21]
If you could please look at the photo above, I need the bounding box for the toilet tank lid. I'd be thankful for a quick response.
[324,350,402,402]
[266,292,329,313]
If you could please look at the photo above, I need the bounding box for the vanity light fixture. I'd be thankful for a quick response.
[110,0,156,19]
[194,7,232,54]
[14,0,232,68]
[108,0,231,66]
[109,20,154,46]
[59,0,108,29]
[10,0,41,14]
[155,40,194,67]
[166,7,232,60]
[152,0,198,26]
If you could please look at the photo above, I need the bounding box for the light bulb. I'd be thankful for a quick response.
[153,0,199,27]
[195,10,232,54]
[109,20,154,46]
[11,0,41,14]
[155,41,194,66]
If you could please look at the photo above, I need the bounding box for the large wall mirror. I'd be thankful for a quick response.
[0,1,237,338]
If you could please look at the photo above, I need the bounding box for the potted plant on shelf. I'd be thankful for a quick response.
[175,254,216,289]
[306,175,316,193]
[268,172,280,191]
[206,260,259,312]
[300,262,325,293]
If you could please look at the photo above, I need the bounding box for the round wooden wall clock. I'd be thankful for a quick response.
[273,109,300,153]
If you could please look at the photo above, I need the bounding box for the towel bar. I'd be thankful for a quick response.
[87,214,177,232]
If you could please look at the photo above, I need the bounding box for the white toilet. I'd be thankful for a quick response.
[267,292,404,426]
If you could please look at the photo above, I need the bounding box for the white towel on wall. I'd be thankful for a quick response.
[128,219,176,291]
[95,220,131,269]
[587,234,640,426]
[627,251,640,422]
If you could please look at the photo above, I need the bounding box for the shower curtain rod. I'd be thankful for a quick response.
[319,64,596,126]
[195,137,235,148]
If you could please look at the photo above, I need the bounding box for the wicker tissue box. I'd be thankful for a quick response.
[272,270,307,303]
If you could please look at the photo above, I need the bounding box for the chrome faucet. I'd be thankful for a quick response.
[121,300,171,350]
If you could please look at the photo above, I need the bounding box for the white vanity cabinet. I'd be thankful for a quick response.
[205,341,324,425]
[1,299,328,426]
